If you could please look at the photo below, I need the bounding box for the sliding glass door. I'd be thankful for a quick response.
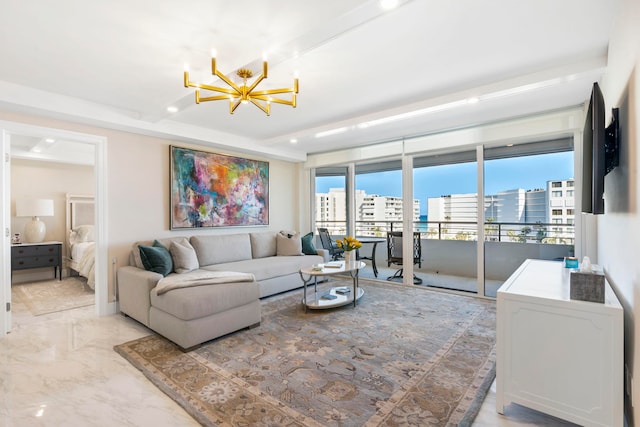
[483,140,575,296]
[315,168,347,236]
[311,138,575,299]
[354,162,404,281]
[413,151,479,293]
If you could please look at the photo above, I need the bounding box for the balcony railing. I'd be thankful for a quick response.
[315,220,575,245]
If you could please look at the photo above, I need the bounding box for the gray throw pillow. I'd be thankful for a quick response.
[276,230,303,256]
[170,237,199,273]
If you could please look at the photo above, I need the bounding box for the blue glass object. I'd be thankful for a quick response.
[564,257,579,269]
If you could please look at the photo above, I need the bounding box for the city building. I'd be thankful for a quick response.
[548,179,576,225]
[316,188,419,235]
[427,179,575,242]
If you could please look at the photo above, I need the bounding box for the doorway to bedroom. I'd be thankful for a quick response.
[9,137,96,325]
[1,121,108,335]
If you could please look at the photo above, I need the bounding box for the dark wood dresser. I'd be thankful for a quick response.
[11,242,63,280]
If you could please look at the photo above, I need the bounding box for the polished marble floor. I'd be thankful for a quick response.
[2,286,578,426]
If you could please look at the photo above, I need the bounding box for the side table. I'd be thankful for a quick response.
[299,261,365,310]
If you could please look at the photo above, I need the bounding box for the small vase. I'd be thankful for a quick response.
[344,251,354,264]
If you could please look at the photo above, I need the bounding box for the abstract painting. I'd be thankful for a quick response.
[170,146,269,228]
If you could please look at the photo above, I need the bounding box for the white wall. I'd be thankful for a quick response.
[0,111,301,301]
[599,0,640,422]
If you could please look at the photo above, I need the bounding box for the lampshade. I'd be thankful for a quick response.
[16,199,54,218]
[15,198,54,243]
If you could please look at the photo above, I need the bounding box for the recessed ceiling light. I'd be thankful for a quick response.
[45,138,55,143]
[466,97,479,104]
[167,106,179,113]
[290,138,298,144]
[380,0,399,10]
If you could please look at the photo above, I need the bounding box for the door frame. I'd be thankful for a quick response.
[0,120,109,336]
[1,130,10,334]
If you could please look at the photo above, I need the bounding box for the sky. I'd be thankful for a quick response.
[316,152,575,215]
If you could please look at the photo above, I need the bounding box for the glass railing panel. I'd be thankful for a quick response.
[353,220,574,298]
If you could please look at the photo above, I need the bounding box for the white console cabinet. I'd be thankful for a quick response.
[496,259,623,426]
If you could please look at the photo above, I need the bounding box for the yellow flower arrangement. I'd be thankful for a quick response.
[336,236,362,252]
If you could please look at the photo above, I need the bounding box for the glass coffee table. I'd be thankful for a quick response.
[299,260,366,310]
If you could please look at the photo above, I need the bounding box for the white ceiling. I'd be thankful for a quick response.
[0,0,620,162]
[9,134,94,165]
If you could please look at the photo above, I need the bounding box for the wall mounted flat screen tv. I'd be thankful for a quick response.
[581,82,619,215]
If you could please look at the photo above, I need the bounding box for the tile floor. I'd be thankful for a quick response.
[2,284,578,426]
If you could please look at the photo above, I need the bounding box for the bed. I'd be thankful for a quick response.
[65,194,96,289]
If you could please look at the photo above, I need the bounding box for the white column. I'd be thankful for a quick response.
[476,145,485,296]
[347,163,356,236]
[402,153,414,285]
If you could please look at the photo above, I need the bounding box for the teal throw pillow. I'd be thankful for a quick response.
[301,232,317,255]
[139,240,173,276]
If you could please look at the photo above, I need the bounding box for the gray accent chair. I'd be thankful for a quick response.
[317,228,344,260]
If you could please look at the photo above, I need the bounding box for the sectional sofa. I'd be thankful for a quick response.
[117,231,327,349]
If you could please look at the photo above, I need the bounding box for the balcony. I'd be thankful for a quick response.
[315,220,575,298]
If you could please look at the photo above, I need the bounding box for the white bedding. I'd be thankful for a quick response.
[71,241,94,261]
[70,241,96,290]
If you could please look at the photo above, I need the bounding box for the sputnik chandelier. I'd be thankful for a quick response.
[183,51,299,115]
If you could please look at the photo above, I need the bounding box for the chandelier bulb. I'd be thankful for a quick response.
[211,49,217,58]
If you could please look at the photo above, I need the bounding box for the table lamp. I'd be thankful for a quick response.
[15,198,54,243]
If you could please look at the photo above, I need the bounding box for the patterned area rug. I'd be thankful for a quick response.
[115,279,496,426]
[12,277,94,316]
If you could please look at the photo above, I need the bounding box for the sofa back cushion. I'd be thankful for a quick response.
[190,234,252,266]
[249,232,277,259]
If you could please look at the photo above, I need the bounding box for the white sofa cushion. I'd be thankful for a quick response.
[202,254,322,282]
[190,234,252,266]
[249,232,277,259]
[150,279,259,321]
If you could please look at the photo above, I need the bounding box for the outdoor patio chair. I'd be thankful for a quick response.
[386,231,423,285]
[317,228,345,260]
